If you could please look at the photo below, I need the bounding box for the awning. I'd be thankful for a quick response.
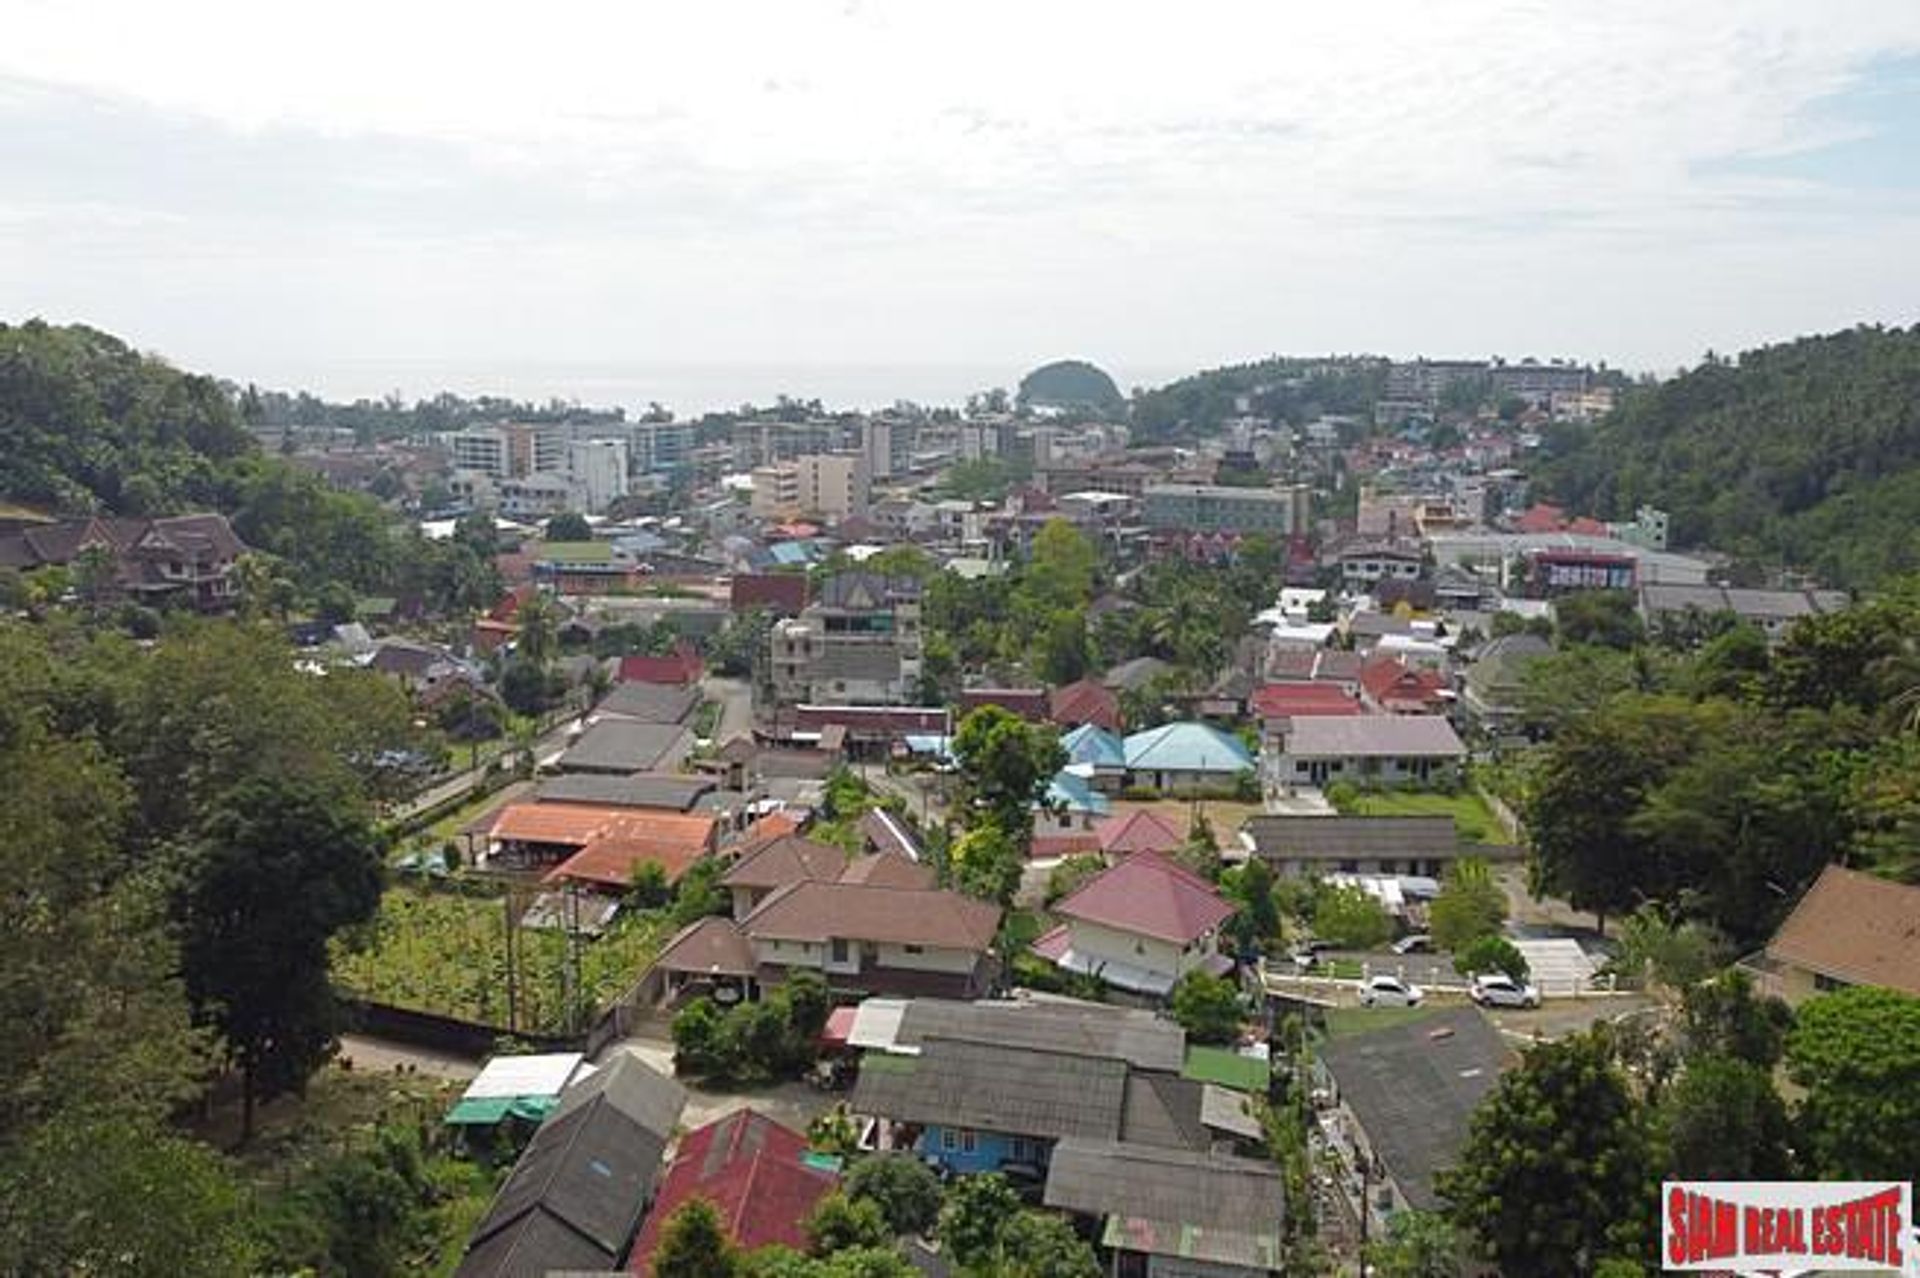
[821,1005,859,1047]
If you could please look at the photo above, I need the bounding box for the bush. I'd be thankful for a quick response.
[844,1155,942,1237]
[1170,970,1243,1045]
[1311,883,1392,949]
[1045,854,1105,907]
[1324,780,1361,813]
[1453,934,1529,983]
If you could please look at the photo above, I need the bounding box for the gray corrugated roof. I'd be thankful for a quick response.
[1284,715,1465,758]
[1316,1006,1511,1211]
[1043,1137,1284,1235]
[851,1037,1128,1140]
[593,682,700,725]
[536,773,714,811]
[1118,1071,1211,1151]
[558,720,693,774]
[891,999,1186,1073]
[816,645,903,682]
[1242,815,1459,860]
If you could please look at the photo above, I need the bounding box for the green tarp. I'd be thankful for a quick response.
[444,1094,561,1126]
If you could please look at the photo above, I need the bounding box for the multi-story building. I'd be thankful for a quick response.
[1141,483,1309,537]
[857,417,915,481]
[1489,362,1591,402]
[751,454,869,523]
[449,422,565,479]
[1385,359,1489,405]
[566,438,630,515]
[632,420,696,476]
[770,572,923,705]
[1036,460,1161,498]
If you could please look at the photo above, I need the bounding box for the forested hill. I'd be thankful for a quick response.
[1129,356,1386,444]
[1535,324,1920,588]
[0,320,257,514]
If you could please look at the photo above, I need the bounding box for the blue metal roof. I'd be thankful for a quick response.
[1043,770,1113,816]
[1122,722,1254,774]
[1060,723,1125,769]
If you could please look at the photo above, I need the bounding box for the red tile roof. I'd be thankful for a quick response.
[1360,658,1451,712]
[1512,502,1568,534]
[730,573,809,616]
[618,645,704,686]
[627,1111,838,1276]
[1031,832,1103,860]
[1092,810,1185,856]
[1250,683,1367,721]
[959,688,1052,721]
[1050,679,1124,733]
[1055,851,1235,946]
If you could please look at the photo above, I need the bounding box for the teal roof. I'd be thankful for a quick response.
[768,541,816,566]
[1061,723,1125,769]
[1123,722,1254,773]
[1044,771,1112,816]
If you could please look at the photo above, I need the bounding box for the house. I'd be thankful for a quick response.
[1034,852,1236,996]
[454,1052,687,1278]
[626,1110,839,1277]
[1264,647,1364,695]
[1272,715,1465,789]
[0,512,246,612]
[1043,1139,1286,1278]
[1060,723,1127,790]
[480,803,717,880]
[1338,542,1424,588]
[655,849,997,1002]
[1359,657,1453,716]
[957,686,1051,721]
[1240,815,1490,879]
[368,639,481,696]
[590,682,701,726]
[1458,633,1554,736]
[1038,770,1112,830]
[1090,809,1185,858]
[1050,678,1124,733]
[769,572,923,706]
[1748,865,1920,1005]
[1639,583,1851,643]
[1250,682,1368,752]
[1122,722,1255,794]
[617,645,704,686]
[1314,1007,1512,1231]
[557,720,695,776]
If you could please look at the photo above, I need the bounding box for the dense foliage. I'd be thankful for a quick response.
[1130,356,1386,444]
[1535,324,1920,586]
[1017,358,1123,410]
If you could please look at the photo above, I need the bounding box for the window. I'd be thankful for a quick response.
[960,1130,977,1153]
[830,938,849,963]
[903,944,924,954]
[941,1129,957,1152]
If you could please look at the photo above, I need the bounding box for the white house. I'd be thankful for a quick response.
[1031,852,1236,996]
[1272,715,1466,789]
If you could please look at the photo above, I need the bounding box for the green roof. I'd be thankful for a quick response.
[540,541,615,563]
[356,596,398,619]
[444,1094,560,1126]
[1181,1046,1269,1092]
[857,1053,918,1076]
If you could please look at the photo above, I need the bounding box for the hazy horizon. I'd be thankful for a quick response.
[6,2,1920,410]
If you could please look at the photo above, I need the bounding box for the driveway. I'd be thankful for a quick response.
[613,1034,836,1134]
[703,676,753,743]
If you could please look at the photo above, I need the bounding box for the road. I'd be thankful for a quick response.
[390,715,580,824]
[703,675,752,744]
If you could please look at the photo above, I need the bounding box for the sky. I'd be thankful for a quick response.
[3,0,1920,411]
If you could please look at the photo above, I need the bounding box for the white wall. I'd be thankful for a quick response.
[1068,919,1213,984]
[876,943,978,974]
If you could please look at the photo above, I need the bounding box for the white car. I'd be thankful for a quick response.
[1470,973,1542,1009]
[1358,975,1423,1007]
[1390,934,1432,955]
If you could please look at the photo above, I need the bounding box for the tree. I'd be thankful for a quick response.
[950,822,1024,907]
[951,705,1067,843]
[1221,857,1280,954]
[1366,1210,1462,1278]
[1025,519,1098,608]
[1427,858,1507,951]
[1659,1056,1793,1180]
[844,1155,943,1237]
[545,512,592,542]
[655,1198,740,1278]
[1610,905,1728,991]
[1311,883,1392,949]
[806,1192,891,1256]
[1678,970,1791,1068]
[939,1173,1022,1269]
[1784,986,1920,1179]
[1440,1031,1656,1275]
[997,1211,1100,1278]
[1176,805,1222,881]
[177,775,384,1139]
[1553,591,1644,651]
[1452,935,1529,983]
[0,1116,258,1276]
[1045,853,1105,906]
[1169,970,1243,1045]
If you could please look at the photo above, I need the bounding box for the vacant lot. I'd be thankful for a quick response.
[1106,798,1265,849]
[1346,789,1505,845]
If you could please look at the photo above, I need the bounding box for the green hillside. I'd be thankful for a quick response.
[1017,358,1123,410]
[0,320,258,515]
[1129,356,1386,444]
[1535,324,1920,587]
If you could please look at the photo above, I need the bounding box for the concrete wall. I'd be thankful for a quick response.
[1069,918,1214,986]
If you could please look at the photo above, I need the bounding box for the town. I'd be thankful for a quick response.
[4,322,1918,1277]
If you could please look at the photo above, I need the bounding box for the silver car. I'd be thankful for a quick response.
[1358,975,1424,1007]
[1470,972,1542,1009]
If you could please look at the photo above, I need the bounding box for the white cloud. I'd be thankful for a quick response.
[2,0,1918,404]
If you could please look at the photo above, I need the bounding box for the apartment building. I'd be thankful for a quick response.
[750,454,870,523]
[632,420,696,475]
[1141,483,1309,537]
[450,422,566,478]
[770,572,923,705]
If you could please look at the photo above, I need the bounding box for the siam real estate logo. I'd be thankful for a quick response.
[1664,1182,1917,1273]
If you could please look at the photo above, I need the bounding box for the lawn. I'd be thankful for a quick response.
[1322,1004,1443,1038]
[1346,789,1506,845]
[333,884,671,1036]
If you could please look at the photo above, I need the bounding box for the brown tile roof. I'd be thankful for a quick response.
[654,916,758,977]
[743,881,1001,951]
[720,835,847,890]
[491,803,716,869]
[838,852,936,890]
[1766,865,1920,996]
[1050,678,1123,733]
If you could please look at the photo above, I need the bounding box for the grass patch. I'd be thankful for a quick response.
[1323,1004,1442,1038]
[1002,908,1048,948]
[1346,789,1504,845]
[333,884,671,1035]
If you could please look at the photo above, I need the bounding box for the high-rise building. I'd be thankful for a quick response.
[632,420,696,475]
[450,422,565,478]
[566,438,631,515]
[750,454,869,523]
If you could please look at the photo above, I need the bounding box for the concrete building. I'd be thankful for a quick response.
[450,422,565,479]
[1141,483,1309,537]
[1270,715,1466,789]
[770,572,923,705]
[566,438,630,515]
[750,454,869,523]
[631,420,695,476]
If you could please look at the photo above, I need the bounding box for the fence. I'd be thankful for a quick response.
[339,995,580,1059]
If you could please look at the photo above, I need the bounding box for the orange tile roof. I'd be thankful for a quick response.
[492,803,717,885]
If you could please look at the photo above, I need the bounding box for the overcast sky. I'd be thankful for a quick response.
[3,1,1919,409]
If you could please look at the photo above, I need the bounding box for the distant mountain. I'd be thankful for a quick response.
[1534,324,1920,588]
[1018,359,1123,411]
[0,319,256,515]
[1128,356,1387,444]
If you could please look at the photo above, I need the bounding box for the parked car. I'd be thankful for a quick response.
[1290,939,1334,969]
[1358,975,1423,1007]
[1470,972,1542,1009]
[1390,934,1432,955]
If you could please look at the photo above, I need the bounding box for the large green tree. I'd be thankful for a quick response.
[1784,986,1920,1179]
[1440,1031,1657,1275]
[655,1198,740,1278]
[1659,1055,1793,1180]
[178,775,384,1137]
[1427,858,1508,952]
[844,1155,943,1237]
[951,705,1066,844]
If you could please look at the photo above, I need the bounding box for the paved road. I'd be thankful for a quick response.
[703,676,752,743]
[390,716,578,823]
[615,1035,834,1133]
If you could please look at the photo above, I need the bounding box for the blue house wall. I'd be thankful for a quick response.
[915,1124,1051,1175]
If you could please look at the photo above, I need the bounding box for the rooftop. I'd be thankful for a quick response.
[851,1038,1129,1142]
[744,881,1001,952]
[1242,814,1460,860]
[1045,1139,1284,1270]
[1122,722,1254,774]
[1055,852,1235,946]
[1766,865,1920,996]
[1283,715,1465,759]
